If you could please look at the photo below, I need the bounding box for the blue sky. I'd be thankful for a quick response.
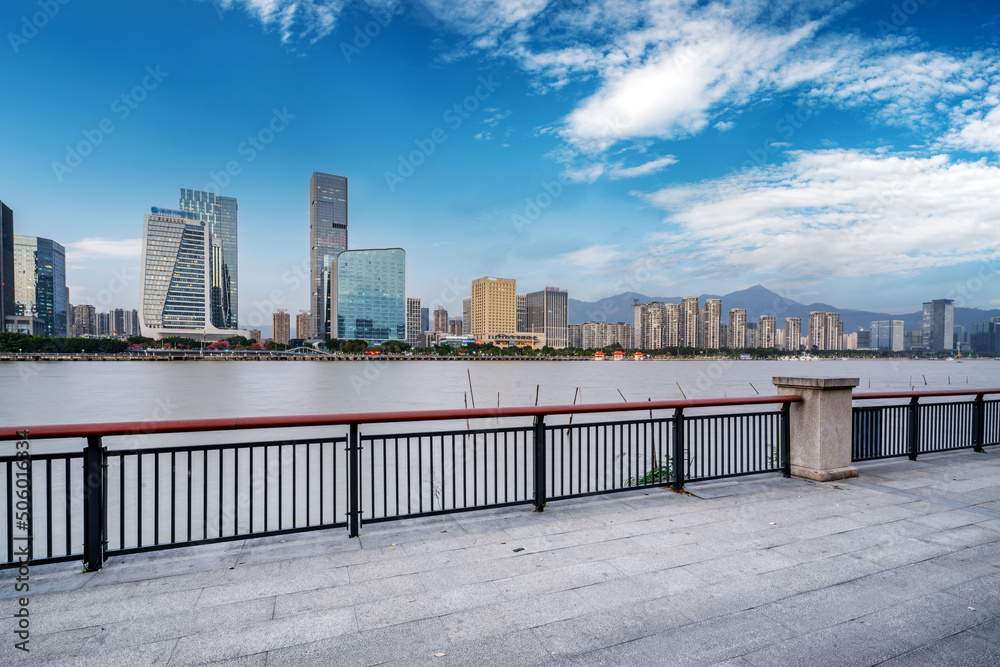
[2,0,999,329]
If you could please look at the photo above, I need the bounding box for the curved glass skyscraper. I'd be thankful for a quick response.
[179,189,238,328]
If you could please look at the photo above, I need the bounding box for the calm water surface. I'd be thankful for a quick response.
[1,358,995,440]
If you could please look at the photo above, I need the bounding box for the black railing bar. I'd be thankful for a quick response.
[0,553,82,571]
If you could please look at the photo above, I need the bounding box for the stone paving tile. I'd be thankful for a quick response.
[355,581,504,631]
[273,571,426,618]
[168,607,357,665]
[83,597,276,651]
[878,630,1000,667]
[5,449,1000,666]
[261,617,449,666]
[0,626,101,665]
[629,609,796,666]
[532,595,693,659]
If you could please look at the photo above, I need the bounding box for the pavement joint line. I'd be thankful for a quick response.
[845,480,1000,520]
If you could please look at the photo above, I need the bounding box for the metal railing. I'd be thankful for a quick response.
[1,395,796,571]
[852,389,1000,462]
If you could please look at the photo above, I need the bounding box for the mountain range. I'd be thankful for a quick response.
[568,285,1000,334]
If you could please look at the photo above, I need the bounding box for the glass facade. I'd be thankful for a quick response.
[526,288,568,348]
[179,189,238,328]
[1,202,13,322]
[141,214,211,333]
[13,236,67,337]
[310,173,348,338]
[332,249,405,341]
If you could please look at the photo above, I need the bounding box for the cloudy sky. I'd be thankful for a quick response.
[2,0,999,325]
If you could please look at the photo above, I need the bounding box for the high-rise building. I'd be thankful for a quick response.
[405,297,421,345]
[703,299,722,349]
[433,306,448,332]
[462,297,472,335]
[758,315,776,349]
[249,329,261,342]
[330,248,405,341]
[808,312,842,350]
[580,321,632,349]
[971,318,1000,354]
[870,320,905,352]
[471,276,517,339]
[449,317,462,335]
[420,307,429,334]
[729,309,747,349]
[97,312,112,337]
[273,310,290,345]
[296,311,310,340]
[516,293,527,332]
[568,323,583,348]
[13,235,67,337]
[746,322,758,349]
[808,312,825,350]
[924,299,955,352]
[139,211,247,341]
[310,173,348,338]
[71,304,96,337]
[179,189,238,328]
[0,201,13,327]
[784,317,802,351]
[680,297,700,348]
[526,287,568,348]
[825,312,842,351]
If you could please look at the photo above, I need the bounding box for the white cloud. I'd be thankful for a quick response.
[66,238,142,262]
[609,155,677,179]
[216,0,400,44]
[559,244,629,273]
[944,101,1000,153]
[643,150,1000,278]
[714,120,735,132]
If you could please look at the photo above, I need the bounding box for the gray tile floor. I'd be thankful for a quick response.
[3,449,1000,666]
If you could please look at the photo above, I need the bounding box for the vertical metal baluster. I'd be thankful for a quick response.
[170,451,176,544]
[137,454,143,548]
[44,459,51,558]
[533,415,546,512]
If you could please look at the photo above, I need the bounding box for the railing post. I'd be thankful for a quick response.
[347,424,361,537]
[672,408,684,491]
[780,401,791,478]
[533,415,546,512]
[908,396,920,461]
[973,393,985,453]
[82,435,105,571]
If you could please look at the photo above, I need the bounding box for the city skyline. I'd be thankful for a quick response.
[2,1,997,319]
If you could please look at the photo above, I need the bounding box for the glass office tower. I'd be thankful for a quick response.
[331,248,405,341]
[13,236,67,337]
[0,202,13,324]
[310,173,348,338]
[526,288,568,348]
[140,211,243,341]
[179,189,238,328]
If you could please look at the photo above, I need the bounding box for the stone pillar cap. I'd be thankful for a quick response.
[772,377,860,389]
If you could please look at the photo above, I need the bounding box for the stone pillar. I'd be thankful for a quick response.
[772,377,859,482]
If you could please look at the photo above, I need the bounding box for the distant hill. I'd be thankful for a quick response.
[568,284,1000,334]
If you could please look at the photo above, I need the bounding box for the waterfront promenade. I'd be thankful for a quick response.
[3,449,999,666]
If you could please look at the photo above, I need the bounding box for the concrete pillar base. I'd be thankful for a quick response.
[790,464,858,482]
[773,376,860,483]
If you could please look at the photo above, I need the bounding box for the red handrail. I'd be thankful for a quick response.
[4,394,801,441]
[854,388,1000,400]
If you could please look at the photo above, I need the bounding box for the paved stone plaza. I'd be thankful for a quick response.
[3,449,1000,666]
